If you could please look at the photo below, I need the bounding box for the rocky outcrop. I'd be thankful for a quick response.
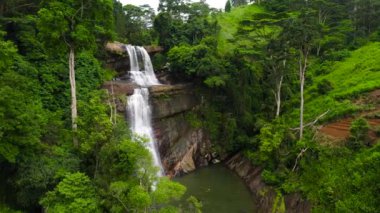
[105,42,163,55]
[104,42,163,78]
[102,81,136,96]
[226,153,311,213]
[103,41,211,175]
[150,84,198,119]
[103,81,213,175]
[150,84,213,176]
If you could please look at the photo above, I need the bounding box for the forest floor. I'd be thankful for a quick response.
[318,89,380,145]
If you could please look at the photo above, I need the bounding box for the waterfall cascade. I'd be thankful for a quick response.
[125,45,163,176]
[125,45,160,86]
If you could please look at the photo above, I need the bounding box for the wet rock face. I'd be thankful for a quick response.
[226,153,311,213]
[149,84,213,176]
[104,42,212,176]
[103,81,137,96]
[154,117,211,176]
[150,84,198,119]
[103,81,213,176]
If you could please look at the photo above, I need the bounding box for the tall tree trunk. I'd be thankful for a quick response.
[275,75,283,118]
[317,43,321,56]
[299,67,305,140]
[69,47,78,147]
[299,49,309,140]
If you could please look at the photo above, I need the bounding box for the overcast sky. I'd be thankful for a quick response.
[119,0,226,11]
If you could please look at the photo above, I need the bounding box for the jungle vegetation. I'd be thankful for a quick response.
[1,0,380,212]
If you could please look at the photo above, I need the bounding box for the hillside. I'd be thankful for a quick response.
[216,5,265,54]
[2,0,380,212]
[293,42,380,125]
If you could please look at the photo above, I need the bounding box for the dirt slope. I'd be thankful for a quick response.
[318,90,380,143]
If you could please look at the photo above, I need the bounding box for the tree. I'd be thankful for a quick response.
[77,90,112,178]
[225,0,232,12]
[121,4,155,45]
[281,8,320,139]
[185,1,214,44]
[14,146,80,208]
[37,0,113,146]
[233,10,290,118]
[154,12,174,50]
[0,0,40,17]
[40,172,100,213]
[151,178,186,211]
[265,39,290,118]
[0,33,45,163]
[349,0,380,35]
[348,117,370,149]
[158,0,188,16]
[112,0,127,41]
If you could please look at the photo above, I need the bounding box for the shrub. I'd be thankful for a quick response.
[347,118,370,149]
[317,79,334,94]
[324,49,351,61]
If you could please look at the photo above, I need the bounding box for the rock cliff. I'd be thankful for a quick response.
[104,43,310,212]
[103,81,213,176]
[226,153,311,213]
[149,84,212,176]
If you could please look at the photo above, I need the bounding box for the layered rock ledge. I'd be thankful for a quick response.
[104,42,163,77]
[226,153,311,213]
[103,81,213,176]
[105,42,163,55]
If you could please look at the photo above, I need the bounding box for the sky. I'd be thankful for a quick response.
[119,0,226,11]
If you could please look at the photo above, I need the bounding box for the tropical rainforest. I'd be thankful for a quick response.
[1,0,380,212]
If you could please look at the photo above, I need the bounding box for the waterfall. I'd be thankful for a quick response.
[126,45,163,176]
[125,45,160,87]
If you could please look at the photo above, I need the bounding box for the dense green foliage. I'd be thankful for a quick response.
[113,2,156,45]
[0,0,190,212]
[297,145,380,212]
[155,0,380,212]
[2,0,380,212]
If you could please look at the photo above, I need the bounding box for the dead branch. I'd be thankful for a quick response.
[291,109,330,131]
[292,147,308,172]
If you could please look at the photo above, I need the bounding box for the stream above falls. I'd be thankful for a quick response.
[174,165,256,213]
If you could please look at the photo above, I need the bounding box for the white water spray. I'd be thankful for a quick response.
[125,45,160,87]
[126,45,163,176]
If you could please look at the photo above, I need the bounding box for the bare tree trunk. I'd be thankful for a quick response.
[106,82,117,125]
[299,71,304,140]
[299,49,309,140]
[275,75,283,118]
[107,91,113,123]
[317,43,321,56]
[69,47,78,147]
[111,81,117,125]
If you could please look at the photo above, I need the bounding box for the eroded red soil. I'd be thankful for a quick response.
[320,118,380,140]
[318,89,380,143]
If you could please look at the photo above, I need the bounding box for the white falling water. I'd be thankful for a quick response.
[126,45,163,176]
[125,45,160,87]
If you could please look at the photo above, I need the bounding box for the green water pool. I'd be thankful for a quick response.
[174,165,256,213]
